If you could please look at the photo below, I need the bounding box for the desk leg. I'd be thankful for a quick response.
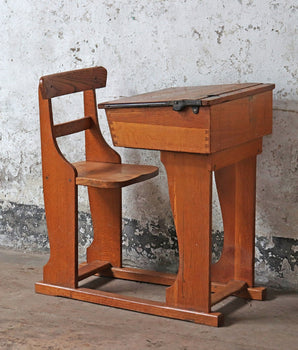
[161,151,212,313]
[213,156,257,287]
[212,164,236,283]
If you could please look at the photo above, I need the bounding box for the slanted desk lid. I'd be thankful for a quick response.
[99,83,275,113]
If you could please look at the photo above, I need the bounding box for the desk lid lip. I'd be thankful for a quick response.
[99,83,275,109]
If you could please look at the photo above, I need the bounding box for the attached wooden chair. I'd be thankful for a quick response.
[36,67,158,289]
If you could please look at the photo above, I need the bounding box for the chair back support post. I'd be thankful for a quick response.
[84,89,121,164]
[38,88,78,288]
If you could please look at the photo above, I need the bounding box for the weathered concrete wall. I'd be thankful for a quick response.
[0,1,297,289]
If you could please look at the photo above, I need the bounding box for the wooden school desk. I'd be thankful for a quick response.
[36,82,274,327]
[98,83,274,326]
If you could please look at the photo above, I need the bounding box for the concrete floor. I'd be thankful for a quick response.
[0,248,297,350]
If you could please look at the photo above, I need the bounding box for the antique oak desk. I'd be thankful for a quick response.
[98,83,274,326]
[36,82,274,327]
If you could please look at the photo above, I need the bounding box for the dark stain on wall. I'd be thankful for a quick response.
[0,200,297,290]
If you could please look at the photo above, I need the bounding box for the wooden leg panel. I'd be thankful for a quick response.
[161,151,212,313]
[212,164,236,283]
[234,157,257,286]
[43,179,78,288]
[87,187,122,267]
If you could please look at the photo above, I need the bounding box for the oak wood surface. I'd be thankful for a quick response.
[38,66,158,290]
[161,151,212,313]
[105,105,210,128]
[83,88,121,267]
[39,90,78,288]
[86,187,122,267]
[210,91,273,152]
[74,161,159,188]
[234,156,257,286]
[98,267,266,301]
[78,260,111,281]
[211,280,247,306]
[53,116,93,138]
[100,266,177,285]
[105,88,273,154]
[108,119,210,153]
[35,282,223,326]
[211,282,266,301]
[40,66,107,99]
[212,164,237,283]
[99,83,274,108]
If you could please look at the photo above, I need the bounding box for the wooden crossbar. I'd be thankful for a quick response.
[211,280,247,306]
[78,260,111,281]
[80,265,265,301]
[53,117,93,138]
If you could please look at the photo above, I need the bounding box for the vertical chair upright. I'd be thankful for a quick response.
[37,67,158,289]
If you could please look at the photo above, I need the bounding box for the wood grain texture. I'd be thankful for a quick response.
[212,155,257,286]
[84,89,121,164]
[211,282,266,301]
[108,120,210,153]
[161,151,212,313]
[39,90,78,288]
[78,261,111,281]
[35,282,223,326]
[100,266,176,285]
[53,117,93,138]
[83,88,122,268]
[106,88,273,155]
[234,156,257,286]
[105,105,210,128]
[210,91,273,152]
[74,161,159,188]
[210,139,262,171]
[211,280,247,306]
[80,265,265,302]
[100,83,274,108]
[86,187,122,267]
[38,67,159,291]
[40,66,107,99]
[212,163,237,284]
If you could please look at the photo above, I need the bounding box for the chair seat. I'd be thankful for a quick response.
[73,161,159,188]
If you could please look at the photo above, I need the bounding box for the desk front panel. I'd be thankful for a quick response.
[106,91,272,154]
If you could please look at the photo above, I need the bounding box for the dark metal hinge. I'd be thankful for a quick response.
[172,99,202,114]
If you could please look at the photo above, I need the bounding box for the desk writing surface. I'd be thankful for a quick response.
[100,83,275,154]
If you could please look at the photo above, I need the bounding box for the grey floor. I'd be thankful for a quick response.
[0,248,297,350]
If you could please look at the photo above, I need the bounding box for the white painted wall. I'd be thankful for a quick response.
[0,1,297,243]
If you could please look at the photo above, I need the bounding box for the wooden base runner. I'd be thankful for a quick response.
[35,281,223,327]
[35,264,266,327]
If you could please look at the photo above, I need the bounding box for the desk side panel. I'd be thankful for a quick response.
[210,91,273,153]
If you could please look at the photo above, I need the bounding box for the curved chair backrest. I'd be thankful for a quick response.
[38,66,120,166]
[39,66,107,99]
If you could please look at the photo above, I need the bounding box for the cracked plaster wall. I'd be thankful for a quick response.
[0,1,297,289]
